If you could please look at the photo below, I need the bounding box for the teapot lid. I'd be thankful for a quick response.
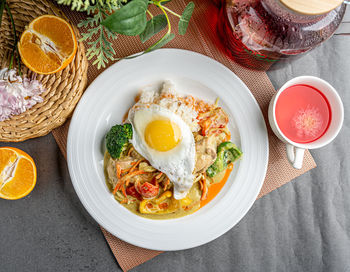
[280,0,343,15]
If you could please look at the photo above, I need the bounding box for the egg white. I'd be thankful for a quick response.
[128,104,196,199]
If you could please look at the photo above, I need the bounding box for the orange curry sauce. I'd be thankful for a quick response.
[200,164,234,208]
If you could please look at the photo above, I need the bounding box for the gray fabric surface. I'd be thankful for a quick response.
[1,9,350,272]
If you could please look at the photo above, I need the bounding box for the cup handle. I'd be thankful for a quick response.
[286,144,305,169]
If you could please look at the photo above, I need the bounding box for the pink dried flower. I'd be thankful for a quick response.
[0,68,45,122]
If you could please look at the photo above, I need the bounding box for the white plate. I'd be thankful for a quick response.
[67,49,268,251]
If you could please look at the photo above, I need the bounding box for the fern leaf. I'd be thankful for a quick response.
[77,2,119,69]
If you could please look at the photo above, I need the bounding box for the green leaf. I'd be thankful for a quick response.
[178,1,194,35]
[123,31,175,60]
[125,32,174,59]
[101,0,148,36]
[145,32,175,53]
[139,14,167,43]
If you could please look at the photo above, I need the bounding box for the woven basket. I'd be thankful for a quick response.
[0,0,88,142]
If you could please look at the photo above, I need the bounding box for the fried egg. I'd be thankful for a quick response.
[128,104,195,199]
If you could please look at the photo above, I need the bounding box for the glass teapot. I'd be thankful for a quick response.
[216,0,347,70]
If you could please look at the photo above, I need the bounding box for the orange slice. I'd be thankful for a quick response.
[18,15,77,75]
[0,147,37,200]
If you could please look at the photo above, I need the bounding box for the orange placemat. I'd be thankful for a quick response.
[52,1,316,271]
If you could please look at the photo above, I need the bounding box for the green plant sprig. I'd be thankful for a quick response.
[1,0,21,75]
[0,0,5,27]
[101,0,195,57]
[61,0,194,69]
[78,2,120,69]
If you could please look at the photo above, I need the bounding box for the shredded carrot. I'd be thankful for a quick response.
[113,170,147,194]
[199,179,203,190]
[156,172,163,179]
[127,147,134,156]
[113,182,121,195]
[163,178,170,190]
[125,177,134,187]
[121,185,127,198]
[121,168,130,174]
[121,159,143,175]
[120,170,147,184]
[200,176,208,201]
[121,198,128,204]
[123,170,147,187]
[128,159,143,173]
[116,163,121,179]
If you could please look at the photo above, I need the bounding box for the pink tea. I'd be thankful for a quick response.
[275,84,331,143]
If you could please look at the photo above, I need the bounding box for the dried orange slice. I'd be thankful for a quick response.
[0,147,37,200]
[18,15,77,75]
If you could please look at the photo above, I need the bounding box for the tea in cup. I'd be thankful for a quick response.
[268,76,344,169]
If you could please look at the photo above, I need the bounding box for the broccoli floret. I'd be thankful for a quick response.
[206,142,242,178]
[106,123,133,159]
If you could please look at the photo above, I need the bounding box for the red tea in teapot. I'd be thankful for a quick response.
[275,84,331,143]
[217,0,346,70]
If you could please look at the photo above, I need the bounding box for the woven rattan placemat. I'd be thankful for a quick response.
[0,0,88,142]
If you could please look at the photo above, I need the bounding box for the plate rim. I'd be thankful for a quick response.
[67,48,269,251]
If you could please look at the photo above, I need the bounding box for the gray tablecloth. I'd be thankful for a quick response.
[1,10,350,272]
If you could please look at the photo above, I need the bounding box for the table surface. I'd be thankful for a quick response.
[1,9,350,272]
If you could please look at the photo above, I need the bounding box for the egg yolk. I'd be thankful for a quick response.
[145,119,182,152]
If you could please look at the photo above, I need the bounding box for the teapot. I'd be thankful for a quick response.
[216,0,347,69]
